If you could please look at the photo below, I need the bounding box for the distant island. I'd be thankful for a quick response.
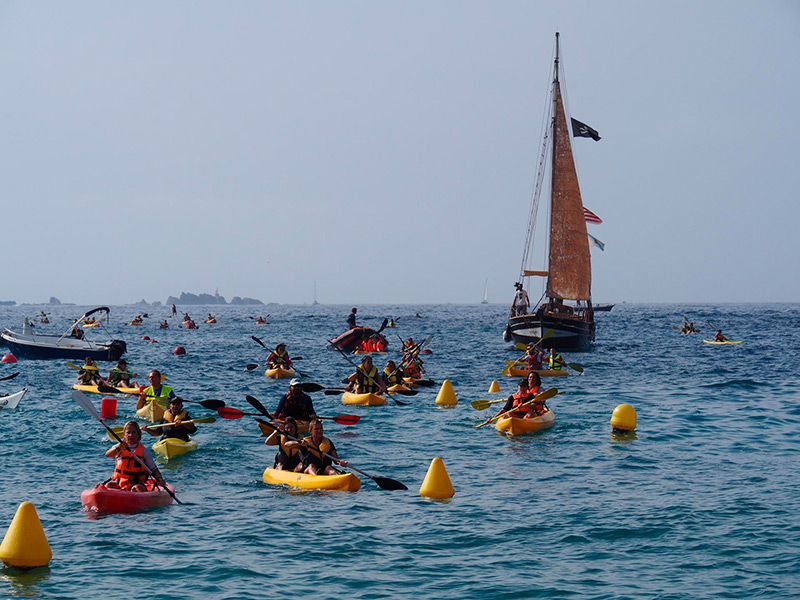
[0,300,16,306]
[165,292,264,306]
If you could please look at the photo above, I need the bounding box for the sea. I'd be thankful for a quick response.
[0,302,798,599]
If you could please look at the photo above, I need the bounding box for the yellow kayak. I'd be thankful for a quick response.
[74,383,141,395]
[262,467,360,492]
[495,410,556,435]
[83,322,100,328]
[136,400,167,423]
[265,367,296,379]
[152,437,197,459]
[506,366,569,378]
[702,340,743,345]
[387,384,413,394]
[341,392,387,406]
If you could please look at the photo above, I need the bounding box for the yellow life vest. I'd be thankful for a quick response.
[280,436,300,457]
[163,409,188,422]
[302,435,332,459]
[357,365,379,393]
[143,385,174,406]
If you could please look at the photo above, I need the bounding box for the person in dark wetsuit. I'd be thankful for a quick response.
[265,417,302,472]
[347,307,357,329]
[300,418,349,476]
[272,379,317,422]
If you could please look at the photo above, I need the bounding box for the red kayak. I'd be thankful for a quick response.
[81,482,176,514]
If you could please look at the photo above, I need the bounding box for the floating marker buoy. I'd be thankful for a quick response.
[100,397,117,419]
[150,339,158,344]
[1,354,17,363]
[488,380,501,393]
[610,404,637,431]
[142,335,150,341]
[435,379,458,406]
[173,346,186,355]
[0,502,52,568]
[422,349,433,355]
[419,457,455,499]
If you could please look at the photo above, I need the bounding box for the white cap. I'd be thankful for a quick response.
[289,378,302,386]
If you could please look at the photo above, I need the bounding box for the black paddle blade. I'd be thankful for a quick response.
[0,372,20,382]
[373,477,408,491]
[199,399,226,410]
[251,336,267,349]
[392,388,417,396]
[324,389,344,396]
[97,384,124,394]
[301,382,324,393]
[246,364,260,371]
[392,398,410,406]
[246,395,270,416]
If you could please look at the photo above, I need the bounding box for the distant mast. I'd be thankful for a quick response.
[313,281,319,305]
[481,278,489,304]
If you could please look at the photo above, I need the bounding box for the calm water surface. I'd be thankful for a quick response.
[1,303,798,599]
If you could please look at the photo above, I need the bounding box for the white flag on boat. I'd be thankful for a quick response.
[588,233,605,251]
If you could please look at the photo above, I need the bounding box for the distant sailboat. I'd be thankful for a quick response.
[502,33,599,351]
[481,278,489,304]
[313,281,319,306]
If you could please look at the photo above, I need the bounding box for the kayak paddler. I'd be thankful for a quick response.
[265,416,303,472]
[266,343,293,370]
[103,421,166,492]
[272,378,316,422]
[346,355,387,395]
[144,397,197,441]
[300,418,349,476]
[137,370,175,411]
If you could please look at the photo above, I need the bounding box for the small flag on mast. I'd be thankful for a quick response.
[588,234,605,251]
[571,118,601,141]
[583,207,603,224]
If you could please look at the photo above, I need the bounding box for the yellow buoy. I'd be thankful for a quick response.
[0,502,52,568]
[419,457,455,499]
[610,404,637,431]
[488,380,501,393]
[435,379,458,406]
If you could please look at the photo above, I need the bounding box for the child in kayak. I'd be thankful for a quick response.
[103,421,166,492]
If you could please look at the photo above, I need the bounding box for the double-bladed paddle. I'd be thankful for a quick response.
[475,387,559,429]
[251,409,406,491]
[217,404,360,426]
[323,386,417,397]
[471,390,565,411]
[97,384,225,410]
[71,390,181,504]
[246,356,304,371]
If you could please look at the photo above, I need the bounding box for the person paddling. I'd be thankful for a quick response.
[272,379,317,422]
[265,417,303,472]
[103,421,166,493]
[108,359,137,388]
[137,370,175,412]
[145,397,197,441]
[266,343,293,370]
[78,357,104,386]
[547,348,566,371]
[300,418,349,476]
[382,360,405,387]
[714,329,728,342]
[346,355,387,395]
[494,379,535,420]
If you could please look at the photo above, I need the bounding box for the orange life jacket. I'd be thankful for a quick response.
[112,443,148,490]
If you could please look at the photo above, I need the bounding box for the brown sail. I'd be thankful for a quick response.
[547,80,592,302]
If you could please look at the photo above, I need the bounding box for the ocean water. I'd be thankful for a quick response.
[0,303,798,599]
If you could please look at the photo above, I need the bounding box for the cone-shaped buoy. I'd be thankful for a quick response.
[173,346,186,355]
[1,354,17,364]
[142,335,150,341]
[435,379,458,406]
[610,404,637,431]
[0,502,52,568]
[419,457,455,499]
[488,380,501,393]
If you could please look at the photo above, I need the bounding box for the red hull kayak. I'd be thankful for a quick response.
[81,482,175,514]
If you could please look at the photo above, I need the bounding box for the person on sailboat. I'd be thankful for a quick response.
[714,330,728,342]
[512,283,530,316]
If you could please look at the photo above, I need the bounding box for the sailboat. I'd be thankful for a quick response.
[312,281,319,306]
[503,33,597,351]
[481,278,489,304]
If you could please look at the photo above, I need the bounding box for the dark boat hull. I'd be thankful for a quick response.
[1,332,126,361]
[504,312,594,351]
[328,327,385,352]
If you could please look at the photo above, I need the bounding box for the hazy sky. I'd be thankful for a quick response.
[2,1,798,305]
